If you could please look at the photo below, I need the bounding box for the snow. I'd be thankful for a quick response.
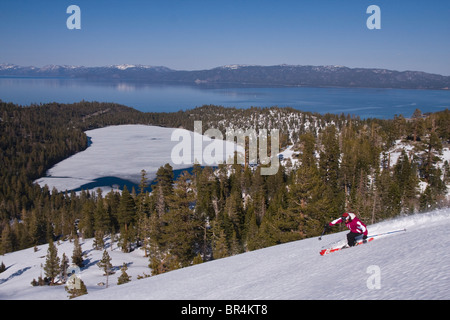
[386,140,450,170]
[0,235,151,300]
[277,145,299,167]
[35,125,242,193]
[111,64,168,71]
[384,139,450,197]
[114,64,136,70]
[1,208,449,300]
[220,64,252,70]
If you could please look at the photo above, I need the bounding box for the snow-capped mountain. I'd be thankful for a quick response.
[113,64,137,70]
[0,64,173,79]
[109,64,173,72]
[218,64,256,70]
[1,63,449,89]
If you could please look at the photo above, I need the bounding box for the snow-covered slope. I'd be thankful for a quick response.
[1,209,449,300]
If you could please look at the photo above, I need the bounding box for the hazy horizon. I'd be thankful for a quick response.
[0,0,449,75]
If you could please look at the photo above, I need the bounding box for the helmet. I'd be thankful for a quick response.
[342,212,353,222]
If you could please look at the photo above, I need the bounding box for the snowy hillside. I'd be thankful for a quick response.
[1,208,449,300]
[385,139,450,195]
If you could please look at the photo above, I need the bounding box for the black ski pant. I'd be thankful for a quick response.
[347,232,366,247]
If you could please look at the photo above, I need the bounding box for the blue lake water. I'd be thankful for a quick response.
[1,77,449,119]
[69,167,201,193]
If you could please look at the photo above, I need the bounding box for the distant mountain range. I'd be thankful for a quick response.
[1,63,449,90]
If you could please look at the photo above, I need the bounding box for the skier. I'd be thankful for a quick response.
[325,212,368,247]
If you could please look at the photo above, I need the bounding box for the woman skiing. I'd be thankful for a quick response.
[326,212,368,247]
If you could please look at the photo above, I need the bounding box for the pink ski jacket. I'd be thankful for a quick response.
[329,213,368,235]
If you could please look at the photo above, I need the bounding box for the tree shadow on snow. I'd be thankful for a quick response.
[0,266,31,285]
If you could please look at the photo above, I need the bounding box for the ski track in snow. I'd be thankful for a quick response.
[1,209,449,300]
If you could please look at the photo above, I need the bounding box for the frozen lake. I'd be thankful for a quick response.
[35,125,242,193]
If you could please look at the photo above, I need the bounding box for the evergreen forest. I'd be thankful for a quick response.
[1,100,449,274]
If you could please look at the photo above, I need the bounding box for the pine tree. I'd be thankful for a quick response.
[136,170,151,249]
[94,189,110,234]
[151,164,174,219]
[149,255,163,276]
[118,186,137,253]
[118,186,136,228]
[416,124,446,208]
[93,230,105,250]
[224,189,244,242]
[44,240,60,285]
[319,125,344,216]
[212,227,229,259]
[139,214,155,257]
[138,169,149,195]
[393,150,419,212]
[97,250,114,275]
[160,172,201,267]
[150,164,175,217]
[193,253,203,265]
[245,210,260,251]
[443,161,450,185]
[117,262,131,285]
[79,200,95,239]
[27,211,42,247]
[245,168,268,243]
[105,189,121,233]
[376,167,400,220]
[71,236,84,268]
[156,163,174,196]
[119,223,136,253]
[286,161,329,239]
[229,230,241,255]
[418,127,443,184]
[0,224,13,254]
[411,108,424,142]
[97,250,114,288]
[147,212,163,275]
[299,132,316,168]
[60,253,69,283]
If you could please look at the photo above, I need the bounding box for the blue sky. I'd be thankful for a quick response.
[1,0,449,75]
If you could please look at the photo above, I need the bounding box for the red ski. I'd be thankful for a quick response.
[320,237,374,256]
[319,229,406,256]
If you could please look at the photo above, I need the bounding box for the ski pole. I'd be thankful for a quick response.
[318,225,328,241]
[369,228,406,238]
